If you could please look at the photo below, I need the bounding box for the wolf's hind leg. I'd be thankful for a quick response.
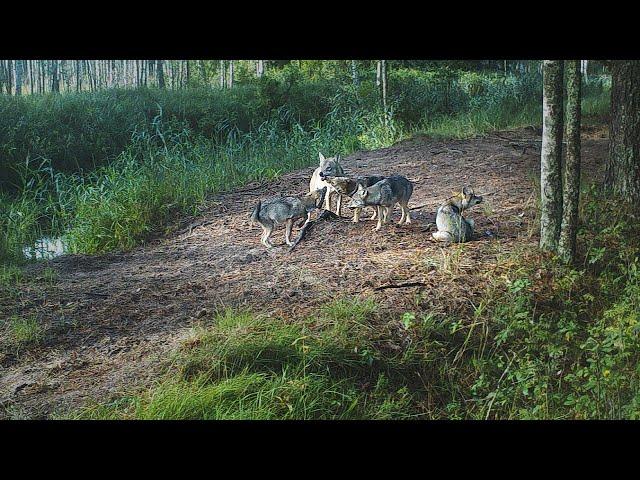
[432,230,453,242]
[324,189,333,212]
[375,206,383,231]
[336,194,342,217]
[400,203,411,224]
[370,207,377,220]
[261,225,275,248]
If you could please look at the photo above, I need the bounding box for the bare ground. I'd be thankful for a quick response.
[0,126,609,419]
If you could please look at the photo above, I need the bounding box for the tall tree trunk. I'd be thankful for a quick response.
[376,60,381,87]
[540,60,564,252]
[256,60,264,78]
[220,60,226,88]
[351,60,359,86]
[605,60,640,203]
[157,60,165,88]
[75,60,82,91]
[51,60,60,93]
[227,60,234,88]
[381,60,388,124]
[559,60,582,263]
[199,60,208,84]
[29,60,35,94]
[581,60,588,82]
[14,60,23,95]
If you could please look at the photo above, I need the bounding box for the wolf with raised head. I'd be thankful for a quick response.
[309,152,345,215]
[432,186,483,243]
[250,187,327,248]
[347,175,413,231]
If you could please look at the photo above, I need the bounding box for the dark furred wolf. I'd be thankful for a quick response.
[322,174,386,223]
[347,175,413,231]
[250,187,327,248]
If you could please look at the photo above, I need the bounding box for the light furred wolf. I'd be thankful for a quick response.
[250,187,327,248]
[309,152,345,215]
[432,186,483,243]
[347,175,413,231]
[323,175,386,223]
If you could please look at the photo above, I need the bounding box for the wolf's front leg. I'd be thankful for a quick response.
[370,207,378,220]
[336,194,342,217]
[375,206,383,231]
[324,189,333,212]
[353,207,361,223]
[284,219,295,246]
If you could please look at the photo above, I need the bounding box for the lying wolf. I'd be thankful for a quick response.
[322,174,386,223]
[309,152,345,215]
[250,187,327,248]
[432,186,483,243]
[347,175,413,231]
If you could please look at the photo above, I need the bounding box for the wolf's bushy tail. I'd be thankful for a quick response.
[250,201,261,223]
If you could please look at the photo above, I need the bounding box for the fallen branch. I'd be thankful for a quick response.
[374,281,428,291]
[288,210,339,252]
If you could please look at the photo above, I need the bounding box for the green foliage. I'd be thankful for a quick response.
[5,315,44,349]
[68,188,640,420]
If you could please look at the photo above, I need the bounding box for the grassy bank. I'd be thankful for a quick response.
[67,189,640,420]
[0,73,611,264]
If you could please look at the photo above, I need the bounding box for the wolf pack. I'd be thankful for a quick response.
[250,152,483,249]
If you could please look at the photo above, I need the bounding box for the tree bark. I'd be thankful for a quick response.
[376,60,381,87]
[351,60,359,86]
[559,60,581,263]
[157,60,165,88]
[219,60,226,88]
[540,60,564,252]
[381,60,388,124]
[14,60,23,95]
[257,60,264,78]
[605,60,640,203]
[227,60,234,88]
[51,60,60,93]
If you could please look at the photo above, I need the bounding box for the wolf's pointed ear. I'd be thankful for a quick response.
[318,152,325,164]
[463,186,474,196]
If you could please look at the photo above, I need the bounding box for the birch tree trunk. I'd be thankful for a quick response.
[14,60,23,95]
[540,60,564,252]
[51,60,60,93]
[257,60,264,78]
[559,60,581,263]
[219,60,226,88]
[376,60,381,87]
[605,60,640,203]
[227,60,234,88]
[381,60,388,125]
[351,60,359,86]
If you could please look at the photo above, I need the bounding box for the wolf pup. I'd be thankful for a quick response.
[347,175,413,231]
[432,186,483,243]
[309,152,345,216]
[323,175,386,223]
[250,187,327,248]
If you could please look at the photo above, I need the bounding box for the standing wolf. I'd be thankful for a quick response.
[309,152,345,215]
[432,186,483,243]
[322,174,386,223]
[250,187,327,248]
[347,175,413,231]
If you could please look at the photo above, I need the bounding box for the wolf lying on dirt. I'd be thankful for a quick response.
[251,187,327,248]
[309,152,345,216]
[432,186,483,243]
[347,175,414,231]
[322,174,386,223]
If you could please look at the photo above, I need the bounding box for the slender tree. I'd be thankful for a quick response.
[539,60,564,252]
[51,60,60,93]
[256,60,264,78]
[227,60,234,88]
[219,60,226,88]
[558,60,582,263]
[351,60,359,86]
[157,60,165,89]
[14,60,23,95]
[605,60,640,203]
[380,60,388,124]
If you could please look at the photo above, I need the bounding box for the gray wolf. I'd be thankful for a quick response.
[309,152,345,215]
[250,187,327,248]
[323,174,386,223]
[432,186,483,243]
[347,175,414,231]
